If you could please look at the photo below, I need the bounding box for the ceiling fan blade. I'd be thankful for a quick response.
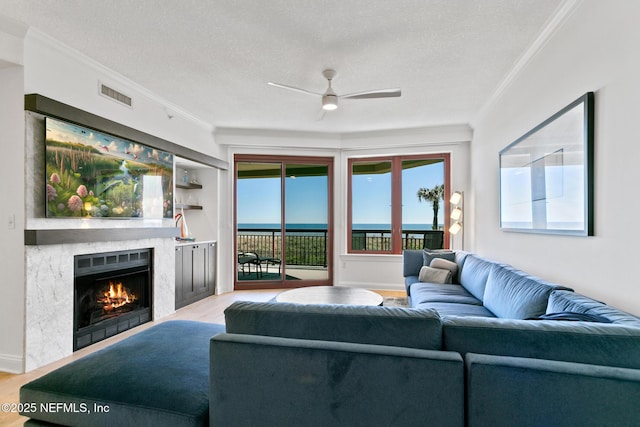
[340,88,402,99]
[316,108,327,121]
[267,82,322,97]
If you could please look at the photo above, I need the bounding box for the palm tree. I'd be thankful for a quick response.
[417,184,444,230]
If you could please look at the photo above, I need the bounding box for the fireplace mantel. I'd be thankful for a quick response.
[25,227,179,245]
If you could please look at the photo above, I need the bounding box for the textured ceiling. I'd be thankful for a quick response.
[0,0,563,133]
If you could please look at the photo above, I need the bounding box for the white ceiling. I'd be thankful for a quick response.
[0,0,564,133]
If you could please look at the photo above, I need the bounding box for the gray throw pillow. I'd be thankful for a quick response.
[430,258,458,278]
[418,266,452,284]
[422,249,455,266]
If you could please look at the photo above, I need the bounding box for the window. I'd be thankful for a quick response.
[348,154,450,254]
[235,155,333,288]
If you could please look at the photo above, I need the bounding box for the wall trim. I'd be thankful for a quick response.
[27,28,213,131]
[0,353,24,374]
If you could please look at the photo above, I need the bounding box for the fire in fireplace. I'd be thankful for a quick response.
[74,249,152,350]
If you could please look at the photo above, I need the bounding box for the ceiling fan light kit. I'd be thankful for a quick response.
[322,94,338,110]
[269,69,401,113]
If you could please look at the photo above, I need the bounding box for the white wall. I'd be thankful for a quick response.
[0,15,26,373]
[471,1,640,315]
[216,126,471,293]
[0,65,25,373]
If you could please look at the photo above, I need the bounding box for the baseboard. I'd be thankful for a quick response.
[337,281,405,292]
[0,352,24,374]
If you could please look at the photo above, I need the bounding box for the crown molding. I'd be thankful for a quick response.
[470,0,583,128]
[26,28,213,132]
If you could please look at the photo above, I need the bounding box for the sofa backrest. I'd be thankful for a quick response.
[547,290,640,326]
[483,264,572,319]
[224,300,444,350]
[458,254,495,301]
[465,352,640,427]
[443,316,640,369]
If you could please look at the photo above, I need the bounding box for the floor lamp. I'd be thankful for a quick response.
[449,191,464,250]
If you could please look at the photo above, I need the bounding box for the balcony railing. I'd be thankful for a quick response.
[237,228,441,267]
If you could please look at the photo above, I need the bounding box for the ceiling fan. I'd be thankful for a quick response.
[268,69,401,112]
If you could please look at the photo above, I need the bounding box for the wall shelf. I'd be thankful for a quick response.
[176,182,203,190]
[176,203,203,210]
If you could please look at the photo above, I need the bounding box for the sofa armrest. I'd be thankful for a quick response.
[466,353,640,427]
[402,249,424,277]
[211,333,464,427]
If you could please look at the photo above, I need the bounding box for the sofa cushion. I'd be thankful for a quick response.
[483,264,570,319]
[458,255,495,302]
[224,301,443,350]
[20,321,226,427]
[443,316,640,369]
[410,283,483,306]
[418,265,452,284]
[547,290,640,327]
[414,302,496,318]
[430,257,459,278]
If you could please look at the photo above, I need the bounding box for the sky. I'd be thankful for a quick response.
[237,161,445,227]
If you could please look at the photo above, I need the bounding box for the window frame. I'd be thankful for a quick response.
[347,153,451,254]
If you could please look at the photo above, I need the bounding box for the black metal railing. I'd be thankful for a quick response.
[237,228,442,266]
[237,228,328,267]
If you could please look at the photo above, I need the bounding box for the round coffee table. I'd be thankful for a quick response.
[275,286,384,306]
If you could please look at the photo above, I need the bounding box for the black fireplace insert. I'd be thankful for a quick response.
[74,248,152,350]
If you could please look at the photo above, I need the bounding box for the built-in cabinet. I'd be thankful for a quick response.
[175,241,216,309]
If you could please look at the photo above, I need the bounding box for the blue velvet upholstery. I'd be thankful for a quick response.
[211,333,464,427]
[483,264,571,319]
[443,316,640,369]
[466,353,640,427]
[21,321,225,427]
[547,290,640,326]
[410,283,483,305]
[225,300,443,350]
[415,302,496,317]
[456,254,495,302]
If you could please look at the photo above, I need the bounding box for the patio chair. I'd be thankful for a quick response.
[237,251,258,276]
[252,251,281,277]
[423,230,444,250]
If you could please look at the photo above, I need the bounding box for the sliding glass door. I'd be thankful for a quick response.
[235,155,333,289]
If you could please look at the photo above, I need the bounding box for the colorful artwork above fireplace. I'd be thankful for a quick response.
[45,116,174,218]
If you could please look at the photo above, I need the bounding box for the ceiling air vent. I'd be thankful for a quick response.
[99,82,133,108]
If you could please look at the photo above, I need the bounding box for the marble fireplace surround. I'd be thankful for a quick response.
[24,229,178,371]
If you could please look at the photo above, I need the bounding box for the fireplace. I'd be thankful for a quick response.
[74,248,152,350]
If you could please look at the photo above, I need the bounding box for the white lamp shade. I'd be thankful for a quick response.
[450,191,462,205]
[451,207,462,220]
[322,94,338,110]
[449,221,462,235]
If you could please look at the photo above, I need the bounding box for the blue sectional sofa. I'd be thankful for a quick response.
[20,250,640,426]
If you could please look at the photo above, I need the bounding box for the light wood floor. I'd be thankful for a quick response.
[0,288,405,426]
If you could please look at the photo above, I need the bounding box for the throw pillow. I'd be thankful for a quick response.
[429,258,458,278]
[527,311,612,323]
[422,249,455,266]
[418,266,452,284]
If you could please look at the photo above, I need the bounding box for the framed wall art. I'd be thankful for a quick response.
[499,92,594,236]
